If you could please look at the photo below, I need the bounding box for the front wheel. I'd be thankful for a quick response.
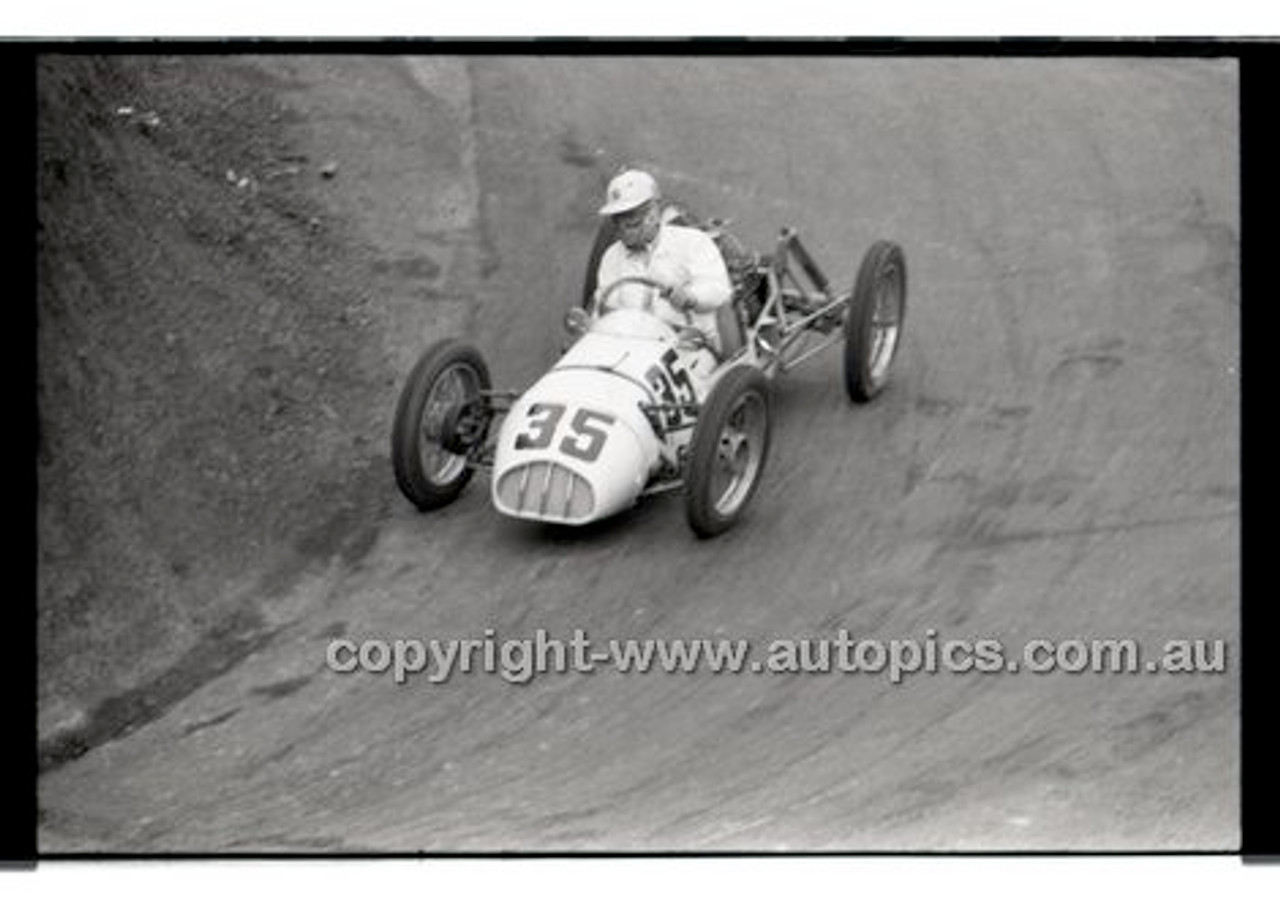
[844,240,907,403]
[685,365,772,538]
[391,339,491,511]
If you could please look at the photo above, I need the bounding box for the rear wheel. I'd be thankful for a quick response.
[685,365,771,537]
[844,240,907,402]
[391,339,491,510]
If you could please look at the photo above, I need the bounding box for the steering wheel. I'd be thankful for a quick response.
[594,275,715,351]
[595,275,670,316]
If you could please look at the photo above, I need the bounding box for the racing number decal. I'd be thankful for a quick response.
[665,349,697,408]
[645,349,696,430]
[514,403,565,451]
[515,403,616,463]
[561,409,614,461]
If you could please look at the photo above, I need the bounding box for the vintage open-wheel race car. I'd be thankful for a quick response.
[391,205,907,537]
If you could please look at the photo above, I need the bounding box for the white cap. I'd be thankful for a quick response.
[598,169,659,216]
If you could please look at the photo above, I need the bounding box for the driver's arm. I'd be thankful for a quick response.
[667,230,731,314]
[593,242,626,309]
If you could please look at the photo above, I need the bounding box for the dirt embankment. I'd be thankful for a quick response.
[37,55,485,760]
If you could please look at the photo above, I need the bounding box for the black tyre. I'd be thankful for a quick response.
[685,365,772,538]
[391,339,491,511]
[844,240,907,403]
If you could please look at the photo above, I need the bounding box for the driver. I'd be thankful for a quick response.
[593,169,733,353]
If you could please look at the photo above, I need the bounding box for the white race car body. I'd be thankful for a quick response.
[491,308,716,525]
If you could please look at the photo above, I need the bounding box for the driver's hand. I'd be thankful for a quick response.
[675,326,708,349]
[665,282,697,312]
[564,306,591,337]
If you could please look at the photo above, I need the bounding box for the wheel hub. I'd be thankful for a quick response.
[417,363,481,484]
[439,400,491,456]
[718,428,750,476]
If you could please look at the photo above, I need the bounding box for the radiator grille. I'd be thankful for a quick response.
[495,461,594,522]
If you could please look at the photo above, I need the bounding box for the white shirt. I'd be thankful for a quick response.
[596,224,732,350]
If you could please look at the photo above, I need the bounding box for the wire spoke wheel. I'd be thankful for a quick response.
[391,339,491,511]
[417,363,482,485]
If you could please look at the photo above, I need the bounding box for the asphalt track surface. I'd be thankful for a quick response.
[40,57,1239,852]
